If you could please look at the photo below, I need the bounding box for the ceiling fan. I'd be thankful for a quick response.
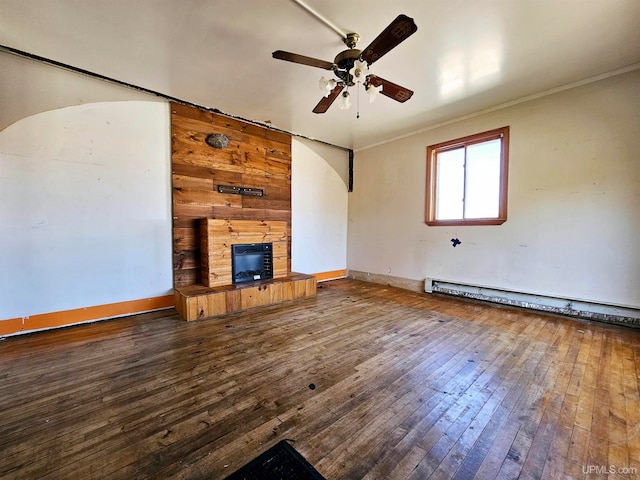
[272,14,417,114]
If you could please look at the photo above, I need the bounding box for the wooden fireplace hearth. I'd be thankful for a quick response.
[174,272,316,321]
[174,219,316,321]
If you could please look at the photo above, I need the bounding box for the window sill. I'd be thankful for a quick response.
[426,218,507,226]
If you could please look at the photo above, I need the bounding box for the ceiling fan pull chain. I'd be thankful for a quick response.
[357,85,360,119]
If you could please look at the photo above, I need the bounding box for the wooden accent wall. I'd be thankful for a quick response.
[201,219,288,287]
[171,102,292,287]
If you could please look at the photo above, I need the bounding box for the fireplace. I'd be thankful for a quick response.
[231,243,273,284]
[201,219,287,287]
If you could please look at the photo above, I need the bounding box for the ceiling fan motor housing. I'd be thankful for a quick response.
[334,49,362,86]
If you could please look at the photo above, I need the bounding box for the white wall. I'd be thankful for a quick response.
[0,101,173,320]
[292,138,348,275]
[0,51,153,131]
[348,70,640,308]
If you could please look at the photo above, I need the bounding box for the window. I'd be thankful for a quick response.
[425,126,509,226]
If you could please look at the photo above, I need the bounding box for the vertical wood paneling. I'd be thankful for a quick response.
[171,102,292,287]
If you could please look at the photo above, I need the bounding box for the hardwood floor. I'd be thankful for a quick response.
[1,279,639,479]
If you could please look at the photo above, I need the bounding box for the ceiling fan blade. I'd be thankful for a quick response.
[368,76,414,103]
[272,50,335,70]
[361,14,417,65]
[313,84,344,114]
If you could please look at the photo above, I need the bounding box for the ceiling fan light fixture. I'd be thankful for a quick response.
[366,83,383,103]
[338,91,351,110]
[349,59,369,84]
[319,76,337,97]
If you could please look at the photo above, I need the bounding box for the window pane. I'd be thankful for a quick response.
[436,148,464,220]
[464,139,501,218]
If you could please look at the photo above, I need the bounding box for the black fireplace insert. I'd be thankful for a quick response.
[231,243,273,284]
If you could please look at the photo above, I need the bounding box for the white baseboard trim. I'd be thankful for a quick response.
[348,270,424,293]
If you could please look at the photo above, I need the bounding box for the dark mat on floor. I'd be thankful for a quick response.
[223,440,326,480]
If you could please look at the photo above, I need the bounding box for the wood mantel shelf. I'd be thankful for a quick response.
[174,273,316,321]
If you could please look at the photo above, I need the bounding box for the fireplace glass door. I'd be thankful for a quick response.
[231,243,273,284]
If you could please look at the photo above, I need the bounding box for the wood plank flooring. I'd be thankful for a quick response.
[1,279,639,479]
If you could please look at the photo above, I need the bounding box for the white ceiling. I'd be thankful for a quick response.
[1,0,639,150]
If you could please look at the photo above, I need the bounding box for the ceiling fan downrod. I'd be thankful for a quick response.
[290,0,347,41]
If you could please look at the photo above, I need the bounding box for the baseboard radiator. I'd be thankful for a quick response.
[424,279,640,328]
